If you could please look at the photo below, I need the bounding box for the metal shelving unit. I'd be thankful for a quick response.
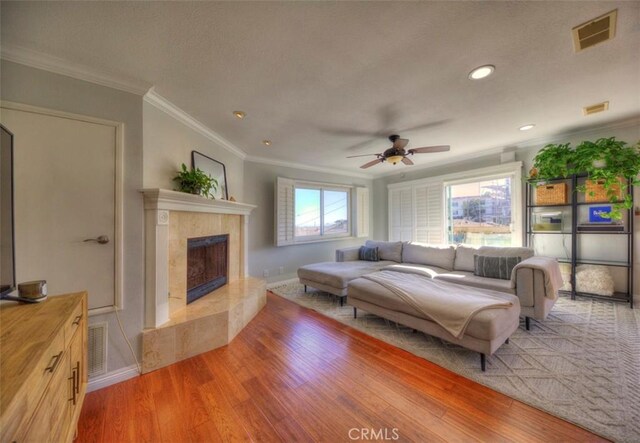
[526,175,633,308]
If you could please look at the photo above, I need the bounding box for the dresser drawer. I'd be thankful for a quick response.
[64,300,84,348]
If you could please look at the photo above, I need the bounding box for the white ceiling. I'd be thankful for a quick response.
[1,1,639,177]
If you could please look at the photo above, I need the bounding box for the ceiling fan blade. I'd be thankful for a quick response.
[346,153,381,158]
[401,157,414,166]
[408,145,450,154]
[360,158,383,169]
[393,138,409,149]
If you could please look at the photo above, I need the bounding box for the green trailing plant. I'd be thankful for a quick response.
[529,143,573,180]
[529,137,640,220]
[172,163,218,199]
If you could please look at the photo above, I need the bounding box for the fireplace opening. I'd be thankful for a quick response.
[187,234,228,304]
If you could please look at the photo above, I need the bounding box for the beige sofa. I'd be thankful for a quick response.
[297,240,561,329]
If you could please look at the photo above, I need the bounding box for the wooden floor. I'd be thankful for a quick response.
[77,292,607,443]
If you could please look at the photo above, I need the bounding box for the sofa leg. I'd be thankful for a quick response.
[505,337,509,344]
[340,297,344,307]
[353,307,357,319]
[525,316,531,331]
[480,353,486,372]
[304,285,307,293]
[413,329,417,333]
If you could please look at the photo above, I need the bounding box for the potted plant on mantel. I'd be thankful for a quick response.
[529,137,640,220]
[173,163,218,199]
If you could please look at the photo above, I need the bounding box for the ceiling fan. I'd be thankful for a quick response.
[347,135,450,169]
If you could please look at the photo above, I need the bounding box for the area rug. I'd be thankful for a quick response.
[270,282,640,442]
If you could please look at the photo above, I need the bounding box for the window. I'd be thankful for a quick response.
[388,163,522,246]
[276,178,365,246]
[294,187,349,239]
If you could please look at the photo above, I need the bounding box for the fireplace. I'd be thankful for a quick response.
[187,234,228,304]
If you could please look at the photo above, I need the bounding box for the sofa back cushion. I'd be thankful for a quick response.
[453,244,479,272]
[402,243,456,270]
[477,246,534,260]
[474,255,522,280]
[365,240,403,262]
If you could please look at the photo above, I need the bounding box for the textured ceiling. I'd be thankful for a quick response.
[1,1,639,177]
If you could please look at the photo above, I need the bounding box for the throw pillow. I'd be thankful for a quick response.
[474,255,521,280]
[359,246,379,262]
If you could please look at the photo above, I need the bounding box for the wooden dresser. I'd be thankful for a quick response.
[0,292,88,443]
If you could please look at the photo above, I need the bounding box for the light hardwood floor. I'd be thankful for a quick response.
[77,292,608,442]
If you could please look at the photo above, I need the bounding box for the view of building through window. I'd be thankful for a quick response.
[295,188,349,238]
[446,177,513,246]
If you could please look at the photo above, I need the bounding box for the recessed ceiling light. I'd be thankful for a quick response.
[468,65,495,80]
[262,140,272,146]
[233,111,246,119]
[519,124,536,131]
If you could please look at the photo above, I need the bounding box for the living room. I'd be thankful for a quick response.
[1,1,639,442]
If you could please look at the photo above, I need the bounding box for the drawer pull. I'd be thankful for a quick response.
[68,374,76,405]
[45,351,64,373]
[74,361,80,394]
[72,315,82,326]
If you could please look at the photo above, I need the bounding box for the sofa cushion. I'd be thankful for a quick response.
[365,240,403,262]
[359,246,379,262]
[402,243,456,270]
[298,260,394,289]
[453,244,479,272]
[381,263,449,279]
[434,271,516,294]
[477,246,534,260]
[474,255,522,280]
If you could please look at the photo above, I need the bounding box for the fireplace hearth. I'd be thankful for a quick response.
[187,234,228,304]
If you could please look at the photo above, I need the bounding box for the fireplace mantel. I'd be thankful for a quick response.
[141,189,256,328]
[141,188,256,215]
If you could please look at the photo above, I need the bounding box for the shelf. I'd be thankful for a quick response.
[575,259,631,268]
[576,231,631,235]
[576,201,629,206]
[574,291,632,303]
[526,204,571,208]
[527,231,572,235]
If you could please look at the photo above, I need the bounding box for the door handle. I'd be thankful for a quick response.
[83,235,109,244]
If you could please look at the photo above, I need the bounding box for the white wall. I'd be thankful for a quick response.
[1,61,145,375]
[243,161,373,282]
[143,101,244,201]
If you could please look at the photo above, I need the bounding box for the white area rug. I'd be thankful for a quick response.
[271,283,640,442]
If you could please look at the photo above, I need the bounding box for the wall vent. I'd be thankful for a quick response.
[88,322,108,377]
[573,10,617,52]
[583,101,609,116]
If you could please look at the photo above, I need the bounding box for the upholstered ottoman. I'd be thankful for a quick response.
[348,274,521,370]
[297,260,394,305]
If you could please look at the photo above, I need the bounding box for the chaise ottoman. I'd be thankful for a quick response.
[348,273,521,371]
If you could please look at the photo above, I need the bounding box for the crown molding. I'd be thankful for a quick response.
[0,43,151,95]
[143,88,247,160]
[245,155,373,180]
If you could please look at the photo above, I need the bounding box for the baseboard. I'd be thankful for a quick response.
[87,364,140,393]
[266,277,298,289]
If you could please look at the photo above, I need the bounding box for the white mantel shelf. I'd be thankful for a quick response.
[141,188,256,215]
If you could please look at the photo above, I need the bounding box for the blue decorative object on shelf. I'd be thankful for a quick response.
[589,205,613,223]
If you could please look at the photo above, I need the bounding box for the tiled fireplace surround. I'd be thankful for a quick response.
[140,189,265,373]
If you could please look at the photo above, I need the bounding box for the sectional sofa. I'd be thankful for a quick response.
[297,240,562,329]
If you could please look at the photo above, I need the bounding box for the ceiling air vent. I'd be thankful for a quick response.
[583,101,609,116]
[573,10,617,52]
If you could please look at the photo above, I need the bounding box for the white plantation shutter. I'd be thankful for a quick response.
[390,182,443,243]
[275,177,295,246]
[389,187,413,241]
[355,187,370,238]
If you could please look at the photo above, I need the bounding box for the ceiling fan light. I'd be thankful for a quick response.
[468,65,495,80]
[387,155,404,165]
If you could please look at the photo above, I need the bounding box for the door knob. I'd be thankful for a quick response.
[83,235,109,244]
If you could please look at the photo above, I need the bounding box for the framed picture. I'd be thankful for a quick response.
[191,151,228,200]
[588,205,612,223]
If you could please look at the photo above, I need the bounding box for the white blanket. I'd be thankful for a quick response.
[362,271,513,339]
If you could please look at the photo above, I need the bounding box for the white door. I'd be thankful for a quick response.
[1,105,120,311]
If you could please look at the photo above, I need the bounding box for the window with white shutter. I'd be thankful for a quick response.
[275,177,295,246]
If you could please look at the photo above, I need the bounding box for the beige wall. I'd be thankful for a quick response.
[142,101,244,201]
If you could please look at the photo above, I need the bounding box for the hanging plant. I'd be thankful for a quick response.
[529,143,574,180]
[172,163,218,199]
